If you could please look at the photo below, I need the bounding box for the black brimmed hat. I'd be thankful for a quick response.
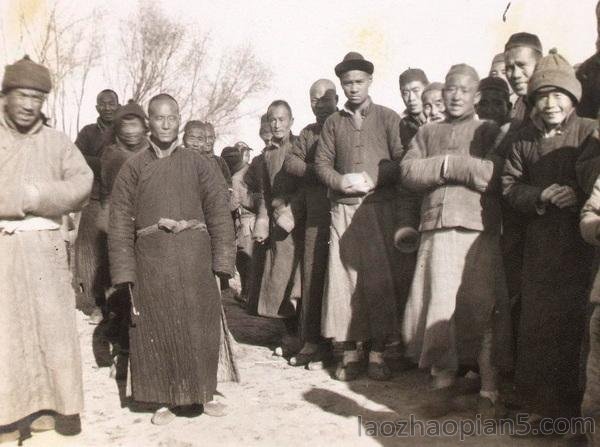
[335,52,374,78]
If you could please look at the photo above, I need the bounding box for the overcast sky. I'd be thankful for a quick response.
[1,0,598,152]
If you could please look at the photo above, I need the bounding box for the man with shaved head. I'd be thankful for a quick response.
[283,78,338,367]
[182,120,232,187]
[401,64,507,414]
[108,93,235,424]
[74,88,120,322]
[252,100,303,355]
[315,52,419,382]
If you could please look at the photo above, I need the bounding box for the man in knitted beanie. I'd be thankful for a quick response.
[0,56,92,436]
[399,68,429,149]
[503,49,600,427]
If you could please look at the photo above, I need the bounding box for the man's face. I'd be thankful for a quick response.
[340,70,372,106]
[533,89,574,128]
[505,47,539,97]
[118,116,146,148]
[183,127,215,154]
[489,61,507,80]
[443,74,479,118]
[96,92,119,124]
[259,122,273,145]
[310,86,337,122]
[422,89,445,123]
[476,89,511,125]
[242,149,251,164]
[4,88,45,131]
[400,80,426,115]
[148,99,180,143]
[268,105,293,140]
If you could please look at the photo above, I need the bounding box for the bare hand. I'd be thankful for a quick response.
[341,172,374,195]
[539,184,562,204]
[549,186,578,209]
[253,235,267,244]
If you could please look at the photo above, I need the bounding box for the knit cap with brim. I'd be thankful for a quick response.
[335,52,374,77]
[527,49,582,103]
[114,101,147,124]
[399,68,429,87]
[2,55,52,93]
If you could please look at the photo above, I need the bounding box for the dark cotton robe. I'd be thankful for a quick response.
[108,144,235,406]
[502,112,600,417]
[255,134,303,319]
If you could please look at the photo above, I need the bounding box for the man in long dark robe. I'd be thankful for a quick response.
[108,93,235,425]
[502,51,600,422]
[74,89,119,322]
[244,114,272,315]
[253,101,303,354]
[283,79,338,367]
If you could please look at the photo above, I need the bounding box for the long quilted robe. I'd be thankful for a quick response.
[108,143,235,406]
[0,101,92,425]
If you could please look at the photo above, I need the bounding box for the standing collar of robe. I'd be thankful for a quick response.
[402,110,426,126]
[148,137,179,159]
[267,131,292,150]
[341,96,372,117]
[96,116,112,132]
[444,109,477,125]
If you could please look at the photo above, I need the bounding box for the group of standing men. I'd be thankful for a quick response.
[4,2,600,443]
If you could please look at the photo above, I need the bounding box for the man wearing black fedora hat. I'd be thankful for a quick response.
[315,52,419,381]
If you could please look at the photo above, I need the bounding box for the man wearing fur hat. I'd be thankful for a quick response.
[503,49,600,424]
[0,56,92,435]
[315,52,418,381]
[399,68,429,149]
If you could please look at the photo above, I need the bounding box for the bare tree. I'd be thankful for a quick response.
[118,2,271,134]
[17,0,104,133]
